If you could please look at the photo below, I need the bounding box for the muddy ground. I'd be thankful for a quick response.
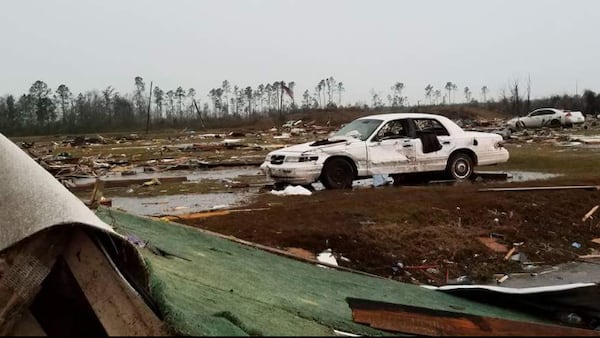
[10,110,600,285]
[177,178,600,285]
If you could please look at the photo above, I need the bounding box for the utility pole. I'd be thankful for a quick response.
[145,81,153,135]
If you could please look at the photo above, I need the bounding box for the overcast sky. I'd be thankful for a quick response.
[1,0,599,106]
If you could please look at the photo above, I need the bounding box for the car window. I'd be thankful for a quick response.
[333,119,382,141]
[412,119,449,136]
[531,110,553,116]
[375,119,408,140]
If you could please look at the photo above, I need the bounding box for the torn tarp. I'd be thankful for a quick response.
[0,133,117,252]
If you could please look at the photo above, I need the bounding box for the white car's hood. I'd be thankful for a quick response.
[271,136,361,154]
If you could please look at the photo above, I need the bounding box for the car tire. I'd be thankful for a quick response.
[446,153,474,181]
[516,121,526,130]
[550,119,561,128]
[321,158,354,189]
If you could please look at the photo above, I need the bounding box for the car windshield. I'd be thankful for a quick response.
[333,119,382,141]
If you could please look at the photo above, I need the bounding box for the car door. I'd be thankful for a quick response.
[525,110,548,127]
[411,118,455,171]
[540,109,558,126]
[366,119,416,175]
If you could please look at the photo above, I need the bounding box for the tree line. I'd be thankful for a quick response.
[0,76,598,136]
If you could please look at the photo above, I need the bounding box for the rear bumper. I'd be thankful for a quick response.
[564,117,585,125]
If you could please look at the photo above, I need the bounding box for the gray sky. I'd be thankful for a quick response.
[1,0,599,106]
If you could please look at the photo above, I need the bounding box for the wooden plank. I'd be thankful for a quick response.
[504,247,516,260]
[347,297,600,336]
[157,208,270,221]
[583,205,600,222]
[64,230,164,336]
[0,229,68,335]
[479,185,600,192]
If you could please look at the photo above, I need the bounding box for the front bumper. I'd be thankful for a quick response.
[259,161,323,185]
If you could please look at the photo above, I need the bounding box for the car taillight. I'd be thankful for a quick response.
[565,112,572,117]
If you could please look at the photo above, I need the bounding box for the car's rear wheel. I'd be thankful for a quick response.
[321,158,354,189]
[446,153,474,181]
[550,119,561,128]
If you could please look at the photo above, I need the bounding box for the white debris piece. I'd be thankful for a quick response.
[222,138,242,144]
[317,249,338,266]
[270,185,313,196]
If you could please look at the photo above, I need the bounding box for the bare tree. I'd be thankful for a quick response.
[337,82,344,106]
[445,82,454,104]
[434,90,441,105]
[153,86,164,119]
[244,86,253,117]
[464,86,472,103]
[481,85,489,103]
[425,84,433,104]
[175,86,185,118]
[510,78,522,115]
[390,82,405,107]
[221,80,231,115]
[166,90,175,119]
[56,84,73,123]
[134,76,146,118]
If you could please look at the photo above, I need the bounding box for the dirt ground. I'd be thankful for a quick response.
[178,179,600,285]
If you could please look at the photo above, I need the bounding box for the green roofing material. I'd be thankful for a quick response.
[97,207,551,336]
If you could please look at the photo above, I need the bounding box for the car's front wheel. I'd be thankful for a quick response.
[321,158,354,189]
[446,153,474,181]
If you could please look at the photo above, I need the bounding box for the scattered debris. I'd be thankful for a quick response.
[143,178,161,186]
[477,237,509,253]
[317,249,338,267]
[504,247,516,260]
[496,274,510,284]
[270,185,313,196]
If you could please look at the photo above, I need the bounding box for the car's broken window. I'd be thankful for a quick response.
[333,119,382,141]
[376,120,408,140]
[413,119,449,136]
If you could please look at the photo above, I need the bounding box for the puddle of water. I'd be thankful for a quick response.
[74,166,262,186]
[506,171,561,182]
[111,192,253,216]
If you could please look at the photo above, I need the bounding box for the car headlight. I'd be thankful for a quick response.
[284,155,319,162]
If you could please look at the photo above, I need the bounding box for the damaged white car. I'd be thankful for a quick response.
[260,113,509,189]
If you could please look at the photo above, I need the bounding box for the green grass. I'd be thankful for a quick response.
[492,143,600,178]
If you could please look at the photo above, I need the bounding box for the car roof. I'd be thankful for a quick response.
[357,112,452,122]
